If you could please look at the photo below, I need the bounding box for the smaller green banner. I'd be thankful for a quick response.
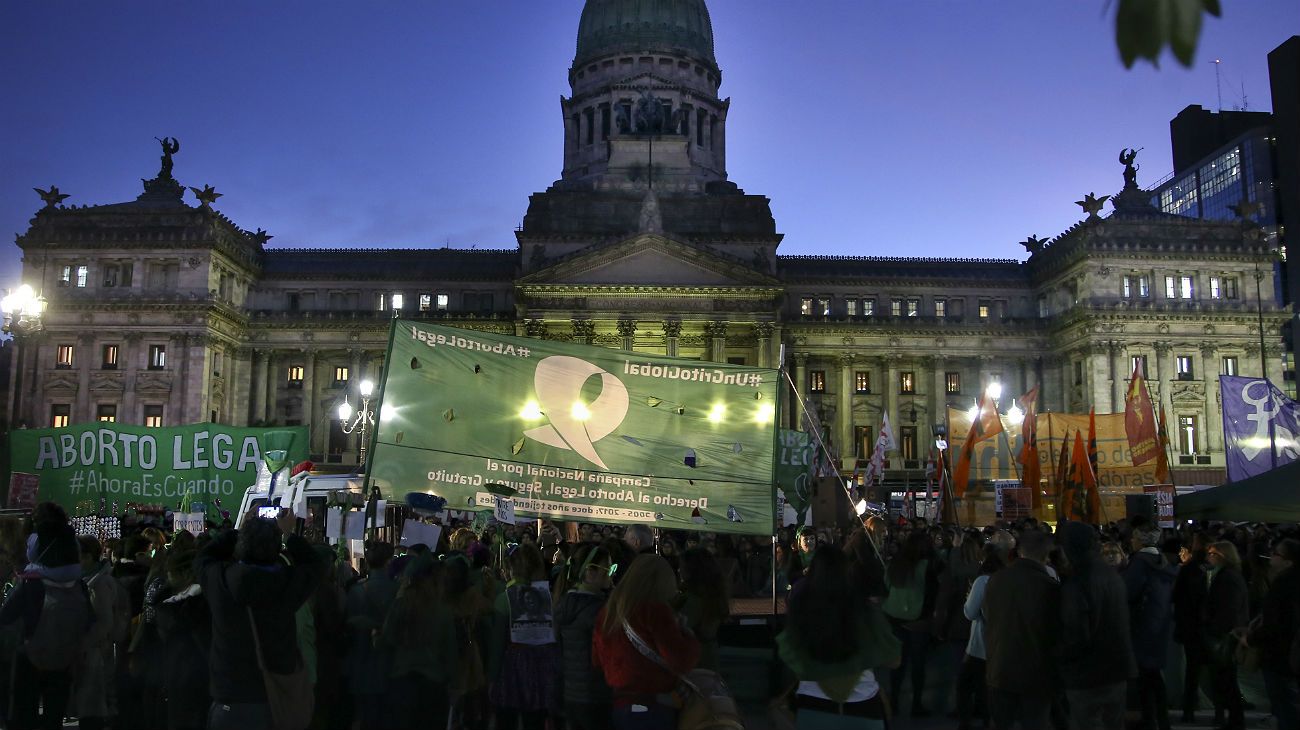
[776,429,812,517]
[8,422,309,512]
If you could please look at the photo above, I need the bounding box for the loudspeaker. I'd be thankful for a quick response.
[1125,494,1156,522]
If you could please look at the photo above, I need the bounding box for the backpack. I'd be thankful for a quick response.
[25,578,92,671]
[882,560,928,622]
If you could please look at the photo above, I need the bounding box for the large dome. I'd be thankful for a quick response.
[574,0,716,70]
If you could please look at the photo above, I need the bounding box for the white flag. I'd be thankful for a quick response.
[879,412,896,452]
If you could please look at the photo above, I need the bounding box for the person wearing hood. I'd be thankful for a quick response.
[71,535,129,730]
[1245,538,1300,730]
[554,544,614,730]
[1056,520,1136,729]
[1122,523,1177,730]
[156,543,211,730]
[196,508,324,730]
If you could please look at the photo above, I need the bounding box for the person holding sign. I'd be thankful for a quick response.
[490,543,559,730]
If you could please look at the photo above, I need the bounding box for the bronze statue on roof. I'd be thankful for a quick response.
[156,137,180,179]
[1119,148,1139,189]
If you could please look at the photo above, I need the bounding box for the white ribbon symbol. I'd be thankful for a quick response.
[524,356,628,469]
[1241,379,1282,460]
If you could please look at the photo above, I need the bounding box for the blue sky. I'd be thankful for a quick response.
[0,2,1295,286]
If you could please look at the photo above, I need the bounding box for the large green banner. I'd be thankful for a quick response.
[8,423,309,511]
[369,321,780,534]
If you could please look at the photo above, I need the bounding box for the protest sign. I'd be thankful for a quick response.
[507,580,554,644]
[7,472,39,510]
[400,519,443,549]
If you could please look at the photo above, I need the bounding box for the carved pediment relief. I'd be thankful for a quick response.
[136,373,174,394]
[89,373,124,393]
[43,375,78,394]
[518,234,779,288]
[1170,381,1205,403]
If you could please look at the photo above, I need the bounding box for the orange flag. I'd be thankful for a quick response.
[1087,407,1099,481]
[953,395,1005,497]
[1124,364,1160,466]
[1017,386,1042,509]
[1063,430,1100,523]
[1055,430,1074,519]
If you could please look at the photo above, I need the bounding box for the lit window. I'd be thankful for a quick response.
[855,371,870,393]
[1165,276,1176,299]
[102,345,118,370]
[1130,355,1148,377]
[846,299,857,317]
[906,299,919,317]
[391,293,404,310]
[50,405,70,429]
[419,294,432,311]
[1223,277,1238,299]
[287,366,305,385]
[96,404,117,423]
[818,298,831,316]
[436,294,449,311]
[800,298,813,316]
[148,345,166,370]
[1123,277,1132,298]
[76,265,88,288]
[1138,276,1150,297]
[945,372,961,394]
[890,299,902,317]
[1210,277,1222,299]
[1180,276,1194,299]
[375,293,386,311]
[144,405,164,428]
[334,366,349,385]
[56,345,74,369]
[1222,357,1238,376]
[935,300,946,317]
[1178,415,1199,456]
[1176,355,1194,378]
[978,301,990,319]
[862,299,874,317]
[900,427,917,461]
[810,371,826,393]
[59,265,72,287]
[900,371,915,394]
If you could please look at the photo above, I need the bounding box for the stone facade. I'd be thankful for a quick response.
[7,0,1289,490]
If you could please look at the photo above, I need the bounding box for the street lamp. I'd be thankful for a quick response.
[338,378,376,468]
[2,284,47,428]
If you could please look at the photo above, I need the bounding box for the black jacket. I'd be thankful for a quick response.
[1123,550,1176,670]
[983,558,1061,694]
[1203,565,1249,639]
[195,529,324,703]
[1058,565,1137,688]
[554,589,610,706]
[1250,565,1300,675]
[155,590,212,727]
[1172,557,1207,645]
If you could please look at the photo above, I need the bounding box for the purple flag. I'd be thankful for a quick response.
[1220,375,1300,482]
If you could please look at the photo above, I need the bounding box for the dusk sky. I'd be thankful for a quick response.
[1,2,1296,289]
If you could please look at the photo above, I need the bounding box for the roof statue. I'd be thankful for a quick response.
[632,89,668,135]
[156,137,180,179]
[34,186,70,209]
[1075,192,1110,220]
[1119,148,1139,189]
[1020,235,1049,254]
[251,228,273,246]
[189,184,222,210]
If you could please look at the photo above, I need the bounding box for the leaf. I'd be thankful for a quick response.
[1168,0,1204,66]
[1201,0,1221,17]
[512,437,525,455]
[443,409,455,423]
[1116,0,1166,68]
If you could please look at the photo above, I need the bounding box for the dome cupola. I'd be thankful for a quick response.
[574,0,717,72]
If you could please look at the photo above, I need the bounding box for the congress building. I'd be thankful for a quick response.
[7,0,1288,515]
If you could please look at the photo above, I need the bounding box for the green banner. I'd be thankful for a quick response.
[369,321,780,535]
[776,429,812,519]
[8,422,309,512]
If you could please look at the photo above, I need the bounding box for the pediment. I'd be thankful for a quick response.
[519,234,779,289]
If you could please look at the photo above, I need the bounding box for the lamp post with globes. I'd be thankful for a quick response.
[1,284,47,429]
[337,378,376,469]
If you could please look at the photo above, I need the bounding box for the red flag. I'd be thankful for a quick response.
[1063,430,1100,523]
[1087,407,1099,481]
[1017,387,1042,509]
[1055,430,1073,519]
[1125,365,1160,466]
[953,395,1005,497]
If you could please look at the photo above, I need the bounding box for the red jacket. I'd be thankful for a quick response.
[592,601,700,705]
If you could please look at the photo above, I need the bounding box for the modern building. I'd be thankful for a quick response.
[6,0,1288,518]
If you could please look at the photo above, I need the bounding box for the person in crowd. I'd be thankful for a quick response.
[956,531,1013,730]
[444,554,492,730]
[593,555,700,729]
[196,509,323,730]
[776,544,899,729]
[1204,540,1250,730]
[623,524,654,558]
[983,528,1060,730]
[310,546,349,730]
[658,535,681,575]
[673,547,730,672]
[881,530,941,717]
[131,527,179,730]
[155,543,211,730]
[1,501,92,730]
[490,543,559,730]
[555,544,614,730]
[111,531,151,730]
[346,540,399,730]
[1173,533,1210,723]
[1246,537,1300,730]
[1123,523,1177,730]
[934,529,981,660]
[1100,540,1128,570]
[380,555,456,730]
[71,535,128,730]
[1057,522,1136,730]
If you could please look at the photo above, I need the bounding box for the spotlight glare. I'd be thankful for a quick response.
[571,402,591,421]
[708,404,726,423]
[519,401,543,421]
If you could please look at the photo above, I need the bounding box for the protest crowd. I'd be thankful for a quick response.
[0,500,1299,730]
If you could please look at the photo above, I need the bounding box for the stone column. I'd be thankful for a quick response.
[252,350,268,425]
[122,334,141,422]
[662,321,681,357]
[1153,342,1174,430]
[886,357,900,437]
[572,319,594,346]
[931,355,947,432]
[707,321,727,363]
[75,333,94,422]
[1199,343,1221,453]
[264,351,278,424]
[178,335,194,425]
[838,354,855,469]
[1265,344,1285,386]
[755,323,774,369]
[617,318,636,352]
[794,353,808,431]
[302,349,318,455]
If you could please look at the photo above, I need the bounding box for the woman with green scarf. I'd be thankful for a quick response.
[777,545,900,729]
